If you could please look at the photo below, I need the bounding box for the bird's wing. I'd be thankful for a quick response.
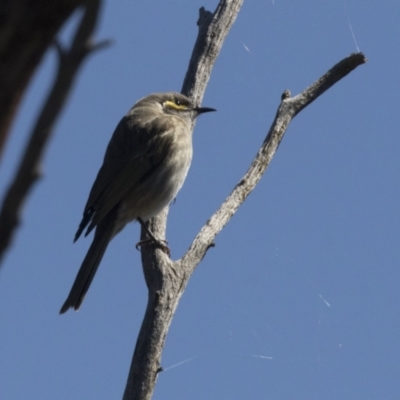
[76,114,176,239]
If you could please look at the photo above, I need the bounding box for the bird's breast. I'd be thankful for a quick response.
[118,128,193,225]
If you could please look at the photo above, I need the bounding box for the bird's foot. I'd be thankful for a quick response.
[135,238,170,256]
[136,217,171,255]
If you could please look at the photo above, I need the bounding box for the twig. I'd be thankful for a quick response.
[0,0,111,265]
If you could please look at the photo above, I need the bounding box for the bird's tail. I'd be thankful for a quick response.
[59,220,115,314]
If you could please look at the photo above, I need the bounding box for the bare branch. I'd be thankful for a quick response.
[180,52,367,271]
[292,52,367,116]
[181,1,244,103]
[0,0,110,265]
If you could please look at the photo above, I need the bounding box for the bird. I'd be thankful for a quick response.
[60,92,215,313]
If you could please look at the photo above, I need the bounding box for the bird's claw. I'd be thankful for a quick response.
[136,238,170,256]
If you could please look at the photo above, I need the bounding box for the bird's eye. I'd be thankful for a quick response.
[175,99,181,106]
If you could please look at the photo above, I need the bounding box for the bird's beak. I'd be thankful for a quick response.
[194,106,217,115]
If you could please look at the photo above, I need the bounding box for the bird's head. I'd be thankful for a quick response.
[136,92,215,119]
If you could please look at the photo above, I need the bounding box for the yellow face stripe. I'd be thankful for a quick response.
[164,100,189,111]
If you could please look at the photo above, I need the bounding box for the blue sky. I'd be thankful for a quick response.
[1,1,399,399]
